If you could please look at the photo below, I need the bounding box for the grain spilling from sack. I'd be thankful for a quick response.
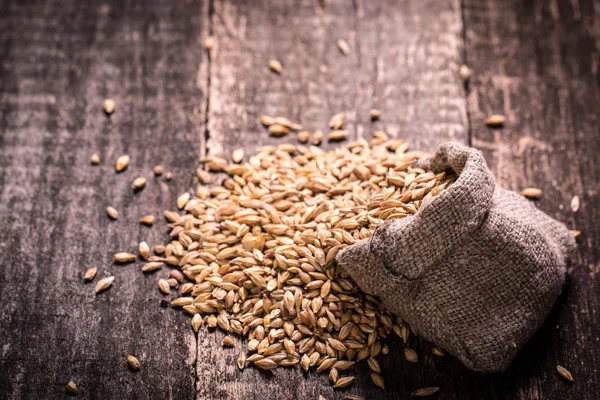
[156,136,455,388]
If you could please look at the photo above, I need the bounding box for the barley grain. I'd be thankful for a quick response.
[95,276,114,293]
[237,353,246,370]
[232,149,244,164]
[371,373,385,389]
[268,59,282,74]
[177,192,191,209]
[203,36,214,50]
[333,376,355,389]
[115,155,130,172]
[521,187,542,199]
[90,154,100,165]
[432,347,445,356]
[84,267,97,282]
[65,380,78,395]
[556,365,574,382]
[192,314,202,332]
[329,368,339,383]
[311,129,323,145]
[127,355,141,371]
[329,113,345,130]
[114,252,136,263]
[411,387,440,396]
[485,114,505,127]
[103,98,116,114]
[139,215,154,226]
[570,195,580,212]
[158,279,170,294]
[132,177,147,190]
[106,206,118,220]
[337,39,350,55]
[404,348,418,362]
[328,130,349,141]
[459,64,472,80]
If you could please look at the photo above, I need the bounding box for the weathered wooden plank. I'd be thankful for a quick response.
[354,0,468,151]
[205,0,359,158]
[463,0,600,399]
[0,0,208,398]
[199,1,468,399]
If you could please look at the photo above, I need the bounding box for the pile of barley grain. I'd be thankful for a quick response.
[145,132,455,389]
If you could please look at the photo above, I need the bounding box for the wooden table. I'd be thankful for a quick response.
[1,0,598,399]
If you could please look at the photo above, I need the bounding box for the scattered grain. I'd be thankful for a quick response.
[570,195,580,213]
[114,252,136,263]
[485,114,506,127]
[90,154,100,165]
[328,130,349,141]
[268,59,282,74]
[337,39,350,55]
[139,215,155,226]
[298,131,310,143]
[459,64,472,80]
[132,177,147,190]
[115,155,130,172]
[329,113,345,130]
[84,267,97,282]
[138,241,150,260]
[232,149,244,164]
[268,123,289,137]
[371,373,385,389]
[521,187,542,199]
[259,115,275,126]
[203,36,214,51]
[411,387,440,397]
[106,206,118,220]
[153,165,164,176]
[237,353,246,370]
[311,129,323,145]
[65,380,78,395]
[432,347,445,356]
[370,109,381,120]
[556,365,574,382]
[127,355,141,371]
[404,348,418,362]
[103,98,116,114]
[95,276,114,294]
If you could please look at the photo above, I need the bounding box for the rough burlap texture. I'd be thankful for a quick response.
[337,142,575,372]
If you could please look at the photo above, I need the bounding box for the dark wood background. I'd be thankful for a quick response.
[0,0,598,399]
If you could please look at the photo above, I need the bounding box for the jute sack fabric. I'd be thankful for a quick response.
[337,142,575,372]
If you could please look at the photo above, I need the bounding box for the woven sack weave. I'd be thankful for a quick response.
[337,142,575,372]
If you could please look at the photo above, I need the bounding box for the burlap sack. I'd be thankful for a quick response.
[337,142,575,372]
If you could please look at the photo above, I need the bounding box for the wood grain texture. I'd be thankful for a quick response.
[0,0,207,398]
[199,1,468,399]
[463,0,600,399]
